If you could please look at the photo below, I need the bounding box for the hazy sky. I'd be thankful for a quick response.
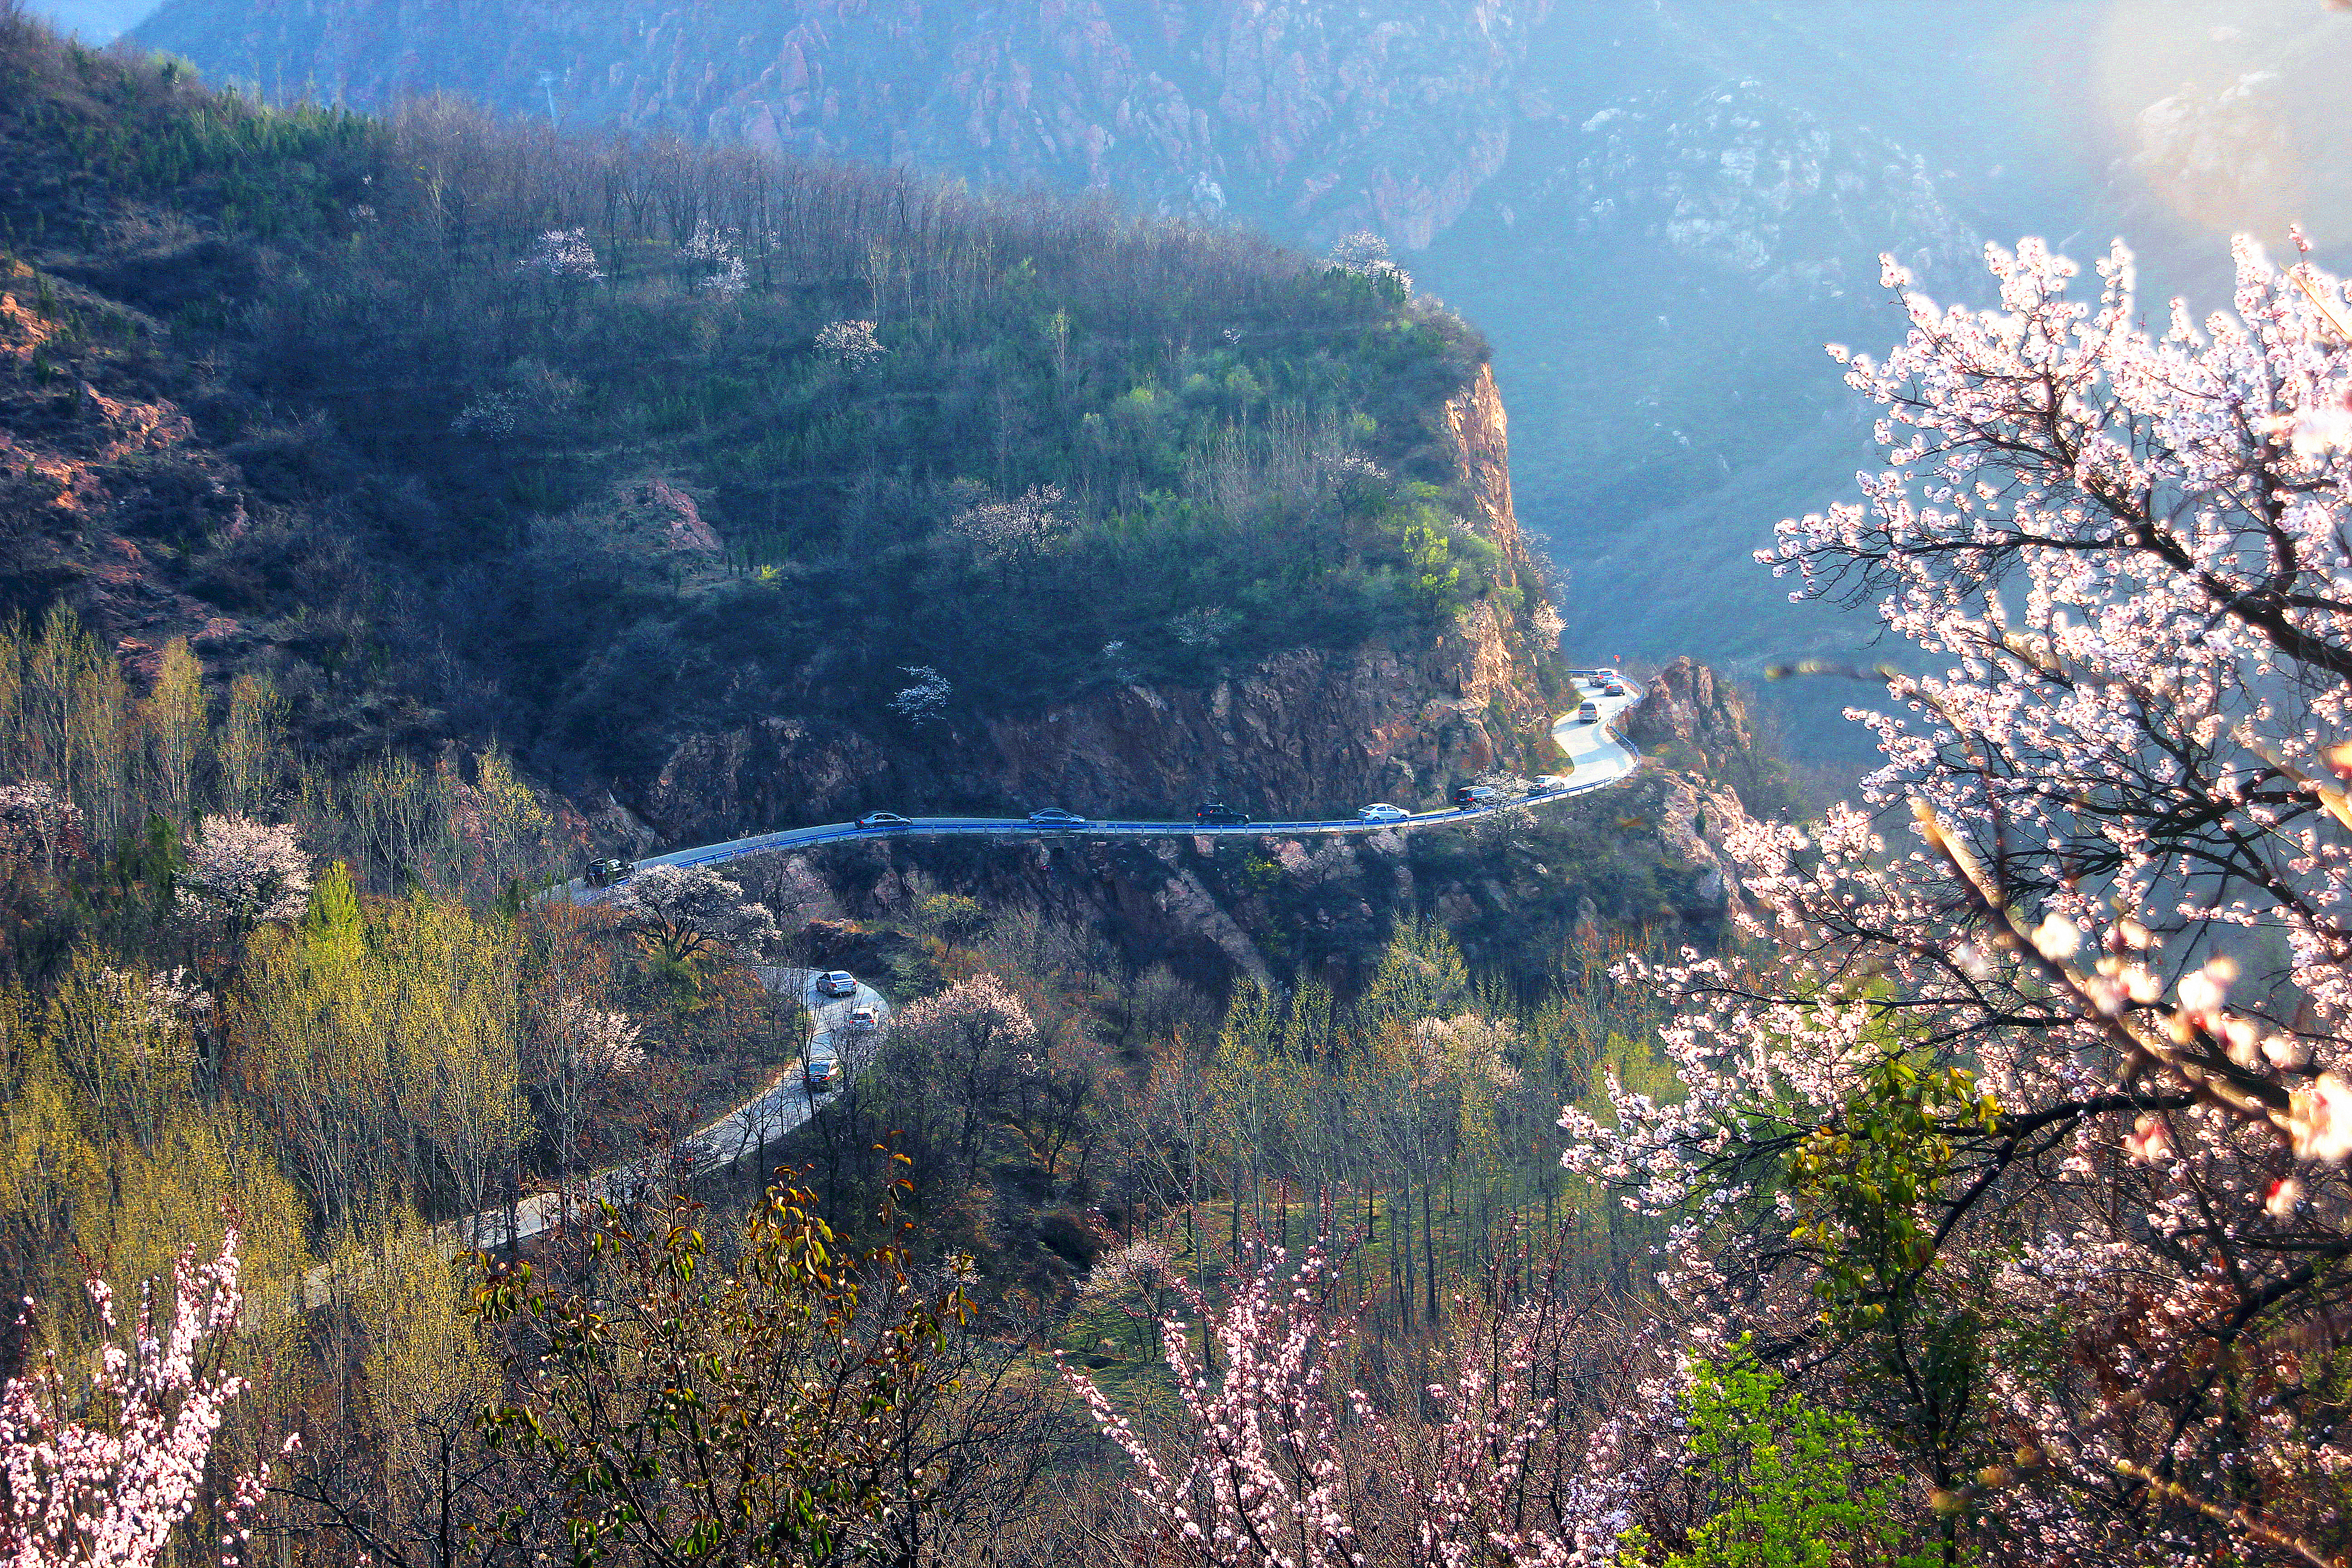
[24,0,155,41]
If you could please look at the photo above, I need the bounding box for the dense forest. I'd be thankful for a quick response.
[4,5,2352,1568]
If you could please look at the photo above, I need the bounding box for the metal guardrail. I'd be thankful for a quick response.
[565,699,1640,900]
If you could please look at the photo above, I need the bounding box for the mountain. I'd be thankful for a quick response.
[0,5,1571,852]
[128,0,2352,767]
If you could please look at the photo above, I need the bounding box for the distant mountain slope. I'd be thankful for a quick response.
[126,0,2352,760]
[134,0,1553,250]
[1,4,1569,837]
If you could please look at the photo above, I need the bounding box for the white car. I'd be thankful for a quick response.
[1357,803,1410,823]
[815,970,858,997]
[845,1004,879,1031]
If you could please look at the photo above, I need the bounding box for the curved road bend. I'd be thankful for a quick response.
[559,679,1644,901]
[294,966,890,1307]
[285,680,1642,1303]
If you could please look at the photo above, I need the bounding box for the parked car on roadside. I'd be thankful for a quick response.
[1028,807,1087,828]
[856,812,911,829]
[584,857,636,887]
[802,1043,841,1088]
[815,970,858,997]
[1357,803,1410,823]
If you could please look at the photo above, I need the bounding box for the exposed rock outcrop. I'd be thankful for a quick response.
[1625,656,1760,778]
[1441,363,1522,584]
[709,651,1784,996]
[642,607,1550,846]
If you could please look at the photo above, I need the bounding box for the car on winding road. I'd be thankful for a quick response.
[846,1004,879,1031]
[1027,807,1088,828]
[1452,784,1499,810]
[802,1043,842,1088]
[584,857,635,887]
[1356,803,1410,823]
[856,812,911,829]
[1194,800,1251,826]
[815,970,858,997]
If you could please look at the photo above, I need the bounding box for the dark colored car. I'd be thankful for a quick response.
[1452,784,1500,810]
[815,970,858,997]
[1194,800,1251,826]
[857,812,912,829]
[585,857,636,887]
[1027,808,1087,828]
[803,1044,842,1088]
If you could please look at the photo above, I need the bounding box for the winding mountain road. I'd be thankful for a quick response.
[361,676,1646,1279]
[564,676,1644,897]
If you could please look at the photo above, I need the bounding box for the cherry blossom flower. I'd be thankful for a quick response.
[1563,231,2352,1561]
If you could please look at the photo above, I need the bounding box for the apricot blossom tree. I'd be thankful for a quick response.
[0,1233,267,1568]
[1564,233,2352,1563]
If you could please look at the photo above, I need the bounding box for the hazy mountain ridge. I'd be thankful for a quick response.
[136,0,1554,250]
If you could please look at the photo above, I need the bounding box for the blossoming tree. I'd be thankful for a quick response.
[1063,1240,1669,1568]
[607,865,779,964]
[0,1233,265,1568]
[1564,234,2352,1562]
[175,815,310,929]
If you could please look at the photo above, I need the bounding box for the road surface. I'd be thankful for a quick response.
[562,676,1644,901]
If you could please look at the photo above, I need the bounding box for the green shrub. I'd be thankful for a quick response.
[1624,1344,1944,1568]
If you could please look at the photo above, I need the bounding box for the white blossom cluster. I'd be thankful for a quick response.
[1170,606,1239,648]
[546,992,646,1075]
[888,666,951,725]
[515,227,603,283]
[0,781,84,862]
[1560,232,2352,1555]
[609,865,779,960]
[948,484,1068,566]
[0,1233,272,1568]
[1325,230,1412,296]
[814,319,886,369]
[176,814,310,926]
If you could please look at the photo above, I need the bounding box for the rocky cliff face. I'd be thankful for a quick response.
[137,0,1549,251]
[720,655,1789,997]
[638,370,1557,847]
[1623,655,1759,778]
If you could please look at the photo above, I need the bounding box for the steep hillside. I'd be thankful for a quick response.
[697,654,1795,1000]
[0,7,1567,848]
[130,0,2352,764]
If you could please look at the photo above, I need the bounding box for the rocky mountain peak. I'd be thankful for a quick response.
[1624,655,1755,775]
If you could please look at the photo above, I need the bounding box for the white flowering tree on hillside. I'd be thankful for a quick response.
[1063,1241,1669,1568]
[815,319,886,370]
[176,815,310,929]
[1563,234,2352,1563]
[608,866,779,965]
